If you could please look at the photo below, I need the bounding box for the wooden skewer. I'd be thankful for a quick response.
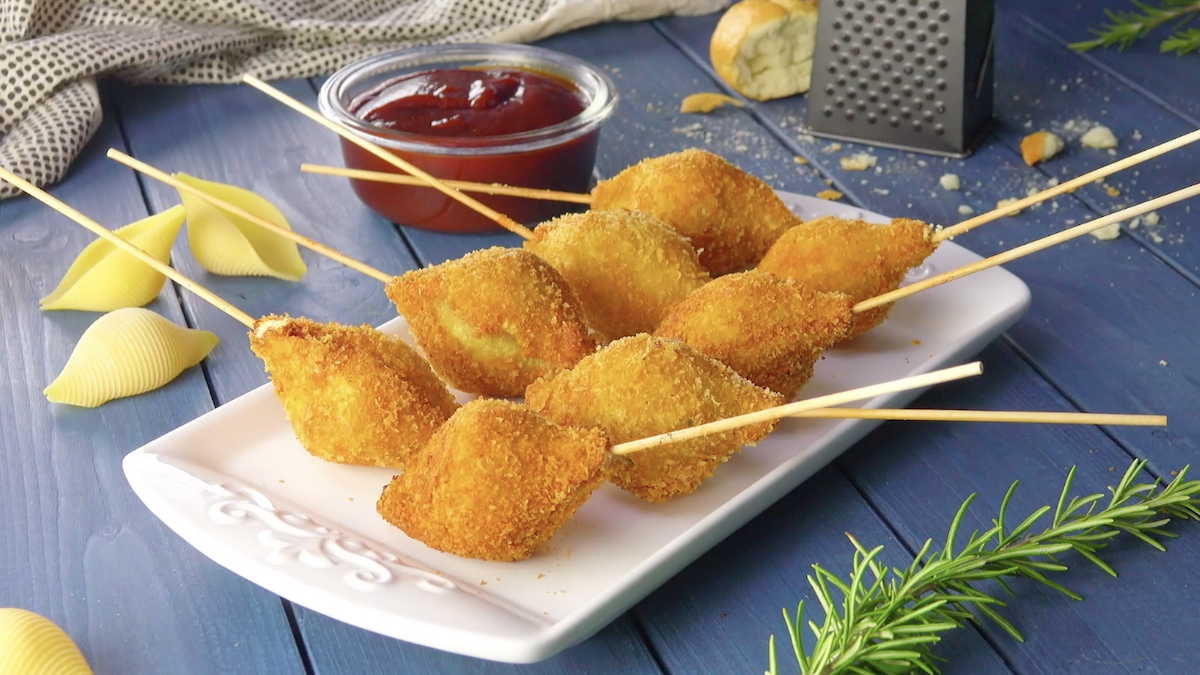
[933,127,1200,242]
[106,149,394,285]
[300,163,595,205]
[855,180,1200,313]
[241,75,536,241]
[789,408,1166,426]
[0,166,256,328]
[610,361,983,455]
[300,128,1200,241]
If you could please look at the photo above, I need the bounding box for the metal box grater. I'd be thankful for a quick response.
[805,0,995,157]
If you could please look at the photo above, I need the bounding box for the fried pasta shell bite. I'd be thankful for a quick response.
[525,334,784,502]
[377,399,609,562]
[591,148,798,276]
[249,315,458,468]
[757,216,937,339]
[655,270,853,398]
[524,210,711,341]
[385,247,596,397]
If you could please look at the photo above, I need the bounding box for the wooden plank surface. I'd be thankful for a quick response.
[999,0,1200,123]
[653,7,1200,672]
[658,10,1200,475]
[111,78,418,405]
[0,101,304,674]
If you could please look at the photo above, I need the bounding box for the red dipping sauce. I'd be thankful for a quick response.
[350,69,588,138]
[320,46,616,234]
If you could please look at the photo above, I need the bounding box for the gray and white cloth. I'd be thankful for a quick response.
[0,0,728,199]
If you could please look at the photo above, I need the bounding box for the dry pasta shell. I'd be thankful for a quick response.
[176,173,307,281]
[44,307,218,408]
[40,205,186,311]
[0,608,94,675]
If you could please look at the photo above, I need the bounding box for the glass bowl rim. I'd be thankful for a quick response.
[318,43,618,156]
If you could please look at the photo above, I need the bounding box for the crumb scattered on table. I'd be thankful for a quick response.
[1020,130,1064,166]
[1089,222,1121,241]
[996,198,1022,216]
[1144,211,1161,226]
[939,173,961,191]
[958,204,975,215]
[816,189,843,200]
[679,92,746,114]
[841,153,877,171]
[1081,125,1119,149]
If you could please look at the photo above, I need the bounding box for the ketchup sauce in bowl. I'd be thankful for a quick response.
[319,45,618,234]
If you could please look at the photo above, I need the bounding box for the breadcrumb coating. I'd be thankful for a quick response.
[591,148,798,276]
[757,217,936,339]
[385,247,597,397]
[525,334,783,502]
[525,210,711,341]
[249,315,458,468]
[377,399,609,562]
[655,270,853,398]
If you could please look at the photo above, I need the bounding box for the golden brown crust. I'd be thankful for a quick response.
[710,0,820,101]
[756,217,937,339]
[249,315,458,468]
[591,149,799,276]
[655,270,853,398]
[376,399,608,562]
[385,247,597,397]
[525,210,711,341]
[525,334,783,502]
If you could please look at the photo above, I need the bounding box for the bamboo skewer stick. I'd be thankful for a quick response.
[298,128,1200,243]
[241,75,536,241]
[788,408,1166,426]
[932,127,1200,242]
[0,166,256,329]
[611,362,984,455]
[300,164,595,205]
[855,180,1200,313]
[106,149,394,285]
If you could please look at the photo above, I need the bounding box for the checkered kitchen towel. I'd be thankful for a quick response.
[0,0,728,199]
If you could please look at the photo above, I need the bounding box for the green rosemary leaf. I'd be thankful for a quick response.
[1073,0,1200,54]
[769,460,1199,674]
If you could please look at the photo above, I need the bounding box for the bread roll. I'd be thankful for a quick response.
[709,0,819,101]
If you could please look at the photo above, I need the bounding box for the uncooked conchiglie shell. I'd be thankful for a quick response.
[44,307,218,408]
[176,173,307,281]
[0,608,94,675]
[40,205,186,311]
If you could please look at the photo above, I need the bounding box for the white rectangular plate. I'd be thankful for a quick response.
[123,193,1031,663]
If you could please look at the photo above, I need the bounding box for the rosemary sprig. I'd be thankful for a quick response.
[1070,0,1200,55]
[767,459,1200,675]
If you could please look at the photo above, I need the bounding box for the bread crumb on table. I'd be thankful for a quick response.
[1020,130,1064,165]
[957,204,975,215]
[1144,211,1161,226]
[1089,222,1121,241]
[1081,125,1119,150]
[815,189,844,200]
[840,153,877,171]
[996,198,1022,216]
[939,173,961,191]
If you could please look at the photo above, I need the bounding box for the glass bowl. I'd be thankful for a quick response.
[318,44,618,234]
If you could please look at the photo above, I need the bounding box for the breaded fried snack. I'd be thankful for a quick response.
[249,315,458,468]
[757,216,937,339]
[525,210,711,341]
[655,270,853,398]
[385,247,597,397]
[591,149,798,276]
[525,334,783,502]
[377,399,609,562]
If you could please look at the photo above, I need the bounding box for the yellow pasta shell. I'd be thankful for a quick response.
[176,173,307,281]
[0,608,94,675]
[44,307,218,408]
[40,205,186,311]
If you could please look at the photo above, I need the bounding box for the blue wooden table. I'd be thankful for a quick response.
[3,1,1199,672]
